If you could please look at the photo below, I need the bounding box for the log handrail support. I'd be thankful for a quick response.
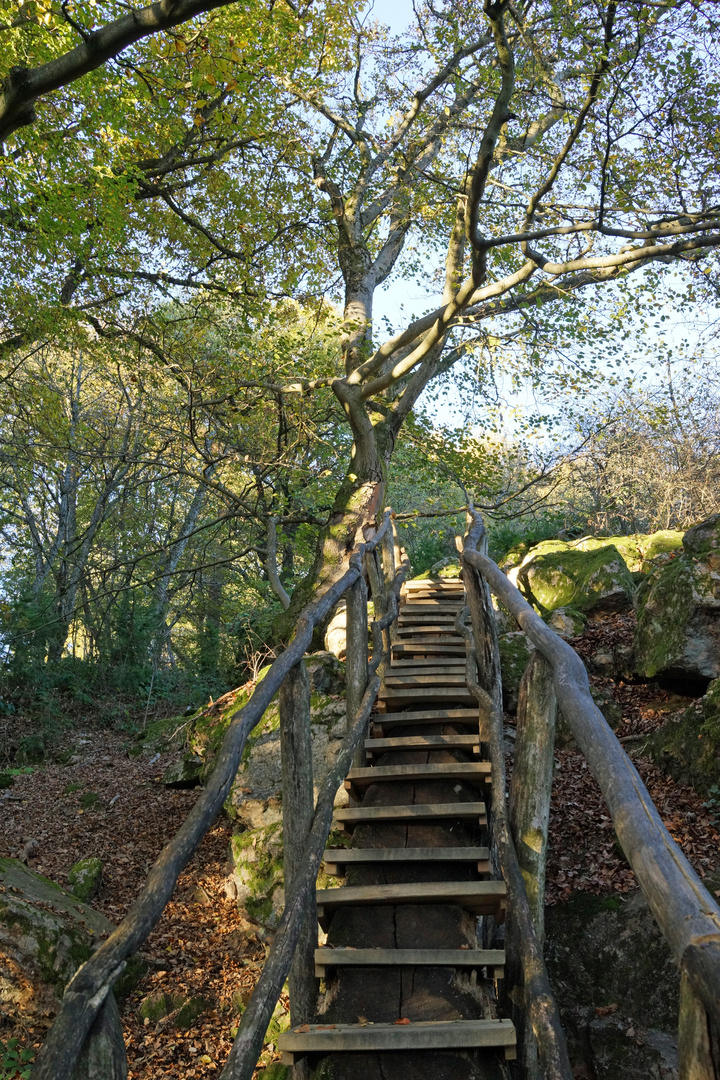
[460,508,720,1078]
[33,510,408,1080]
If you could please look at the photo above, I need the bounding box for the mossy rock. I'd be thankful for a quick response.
[421,556,462,579]
[514,544,636,615]
[497,632,533,713]
[228,822,285,927]
[505,531,683,576]
[634,545,720,682]
[162,754,204,788]
[545,889,680,1078]
[545,607,587,638]
[641,679,720,797]
[67,857,103,902]
[259,1065,290,1080]
[0,859,117,1022]
[139,991,186,1023]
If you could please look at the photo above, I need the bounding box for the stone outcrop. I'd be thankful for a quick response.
[510,543,636,615]
[634,514,720,683]
[0,857,141,1044]
[641,678,720,798]
[545,889,684,1079]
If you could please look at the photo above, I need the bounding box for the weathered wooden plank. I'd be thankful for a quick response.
[404,579,465,589]
[389,658,466,668]
[345,762,491,796]
[372,708,479,720]
[314,947,505,977]
[333,801,487,833]
[278,1018,516,1062]
[395,639,468,648]
[384,674,468,687]
[322,846,491,876]
[316,880,506,927]
[379,688,476,705]
[365,734,480,756]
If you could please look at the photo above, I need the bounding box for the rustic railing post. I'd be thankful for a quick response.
[346,570,369,769]
[459,521,502,711]
[381,509,398,644]
[678,972,720,1080]
[509,652,557,944]
[279,659,316,1051]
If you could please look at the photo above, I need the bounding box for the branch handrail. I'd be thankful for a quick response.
[222,552,410,1079]
[461,510,720,1030]
[33,513,395,1080]
[457,538,573,1080]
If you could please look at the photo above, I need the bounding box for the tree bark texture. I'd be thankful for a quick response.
[279,660,317,1033]
[509,652,557,944]
[346,574,369,770]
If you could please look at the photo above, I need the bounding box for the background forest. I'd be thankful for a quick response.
[1,0,719,753]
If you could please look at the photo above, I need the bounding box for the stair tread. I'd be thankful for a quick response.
[390,658,466,668]
[346,763,491,791]
[385,675,467,686]
[279,1018,516,1058]
[316,880,506,914]
[373,708,479,722]
[379,688,476,703]
[334,801,486,828]
[365,734,480,752]
[314,947,505,968]
[323,845,490,864]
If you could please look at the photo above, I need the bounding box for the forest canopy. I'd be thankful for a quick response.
[1,0,719,714]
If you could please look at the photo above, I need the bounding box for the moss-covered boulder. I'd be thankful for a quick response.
[545,890,680,1079]
[422,556,462,579]
[67,857,103,903]
[634,515,720,682]
[545,607,587,639]
[641,679,720,797]
[498,632,533,712]
[503,530,682,576]
[220,688,348,926]
[0,858,114,1023]
[512,543,636,615]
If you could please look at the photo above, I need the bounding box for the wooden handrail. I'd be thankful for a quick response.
[221,553,409,1079]
[33,514,394,1080]
[461,516,720,1031]
[458,531,573,1080]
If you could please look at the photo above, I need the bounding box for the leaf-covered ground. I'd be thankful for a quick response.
[0,730,281,1078]
[2,610,719,1075]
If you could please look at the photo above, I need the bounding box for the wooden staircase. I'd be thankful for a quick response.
[278,577,516,1079]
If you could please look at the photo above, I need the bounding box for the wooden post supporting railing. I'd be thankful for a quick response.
[346,570,370,771]
[279,659,316,1059]
[33,514,400,1080]
[509,653,556,943]
[455,572,574,1080]
[462,510,720,1079]
[221,547,409,1080]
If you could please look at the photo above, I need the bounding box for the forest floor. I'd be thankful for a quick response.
[2,609,720,1077]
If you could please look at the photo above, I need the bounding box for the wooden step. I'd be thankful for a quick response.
[405,583,468,591]
[392,641,467,655]
[316,880,506,927]
[401,603,464,612]
[379,688,476,705]
[389,657,466,668]
[371,708,482,736]
[345,762,491,796]
[323,845,491,876]
[398,613,459,623]
[387,665,466,676]
[365,734,480,757]
[384,674,467,687]
[279,1018,517,1063]
[314,947,505,978]
[395,626,463,637]
[334,801,487,833]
